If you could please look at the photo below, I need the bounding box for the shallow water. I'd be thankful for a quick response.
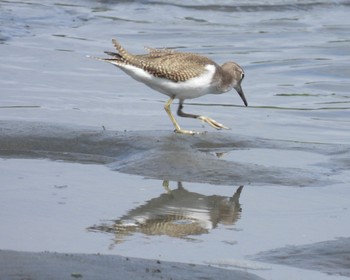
[1,0,350,279]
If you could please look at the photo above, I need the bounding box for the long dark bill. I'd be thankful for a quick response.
[236,84,248,107]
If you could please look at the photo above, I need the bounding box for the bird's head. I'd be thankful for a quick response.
[221,62,248,107]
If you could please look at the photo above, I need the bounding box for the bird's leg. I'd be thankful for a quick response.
[164,96,197,135]
[177,100,230,130]
[177,100,200,119]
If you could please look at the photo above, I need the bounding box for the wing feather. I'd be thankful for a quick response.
[109,39,217,82]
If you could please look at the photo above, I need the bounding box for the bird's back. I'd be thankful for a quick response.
[106,39,218,83]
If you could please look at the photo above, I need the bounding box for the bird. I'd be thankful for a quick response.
[89,39,247,135]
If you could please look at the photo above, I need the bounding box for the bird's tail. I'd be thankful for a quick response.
[104,51,122,58]
[87,39,134,66]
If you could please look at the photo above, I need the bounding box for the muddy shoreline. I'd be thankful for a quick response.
[1,120,346,187]
[0,250,264,280]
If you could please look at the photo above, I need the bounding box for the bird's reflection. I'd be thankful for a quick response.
[88,181,243,244]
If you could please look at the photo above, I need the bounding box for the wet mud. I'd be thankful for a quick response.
[253,238,350,277]
[1,120,347,187]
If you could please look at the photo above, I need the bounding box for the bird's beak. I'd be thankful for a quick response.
[235,84,248,107]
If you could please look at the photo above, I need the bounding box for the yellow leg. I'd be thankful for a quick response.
[164,97,197,135]
[197,116,230,130]
[177,100,229,130]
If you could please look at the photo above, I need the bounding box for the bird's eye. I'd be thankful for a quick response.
[241,73,245,79]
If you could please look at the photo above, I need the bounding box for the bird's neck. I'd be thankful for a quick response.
[214,66,234,93]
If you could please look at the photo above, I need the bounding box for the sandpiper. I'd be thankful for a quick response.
[90,39,247,135]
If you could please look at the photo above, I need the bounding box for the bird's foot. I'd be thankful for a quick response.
[197,116,230,130]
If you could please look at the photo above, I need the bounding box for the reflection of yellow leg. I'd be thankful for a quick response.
[162,180,171,192]
[164,96,197,135]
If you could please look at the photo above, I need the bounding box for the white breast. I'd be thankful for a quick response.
[118,64,218,100]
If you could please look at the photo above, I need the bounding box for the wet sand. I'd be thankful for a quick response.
[1,120,345,187]
[0,250,264,280]
[253,238,350,277]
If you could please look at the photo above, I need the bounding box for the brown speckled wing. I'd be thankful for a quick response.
[111,39,216,82]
